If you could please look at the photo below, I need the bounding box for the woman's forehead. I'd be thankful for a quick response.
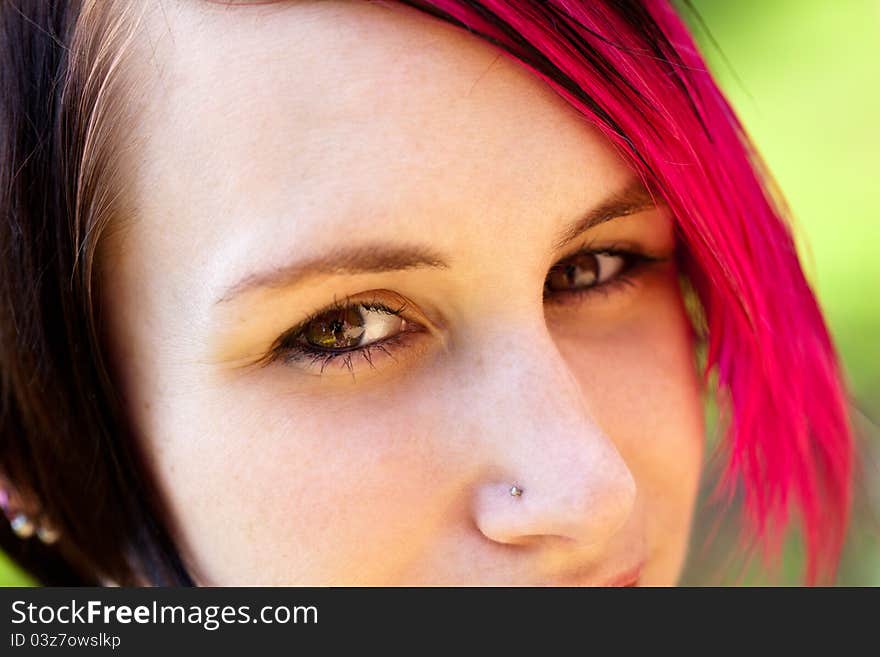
[120,1,632,301]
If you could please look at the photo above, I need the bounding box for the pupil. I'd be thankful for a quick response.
[306,305,366,348]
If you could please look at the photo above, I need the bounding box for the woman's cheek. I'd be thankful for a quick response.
[154,372,456,585]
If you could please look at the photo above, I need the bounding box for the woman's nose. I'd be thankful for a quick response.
[462,321,637,551]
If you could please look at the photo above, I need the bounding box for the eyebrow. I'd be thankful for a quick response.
[550,178,658,250]
[216,179,658,305]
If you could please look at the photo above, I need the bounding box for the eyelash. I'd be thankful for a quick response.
[265,246,663,375]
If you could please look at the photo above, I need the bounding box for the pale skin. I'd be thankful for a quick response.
[99,1,705,585]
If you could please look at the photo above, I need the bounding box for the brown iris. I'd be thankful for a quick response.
[303,305,366,349]
[545,253,599,293]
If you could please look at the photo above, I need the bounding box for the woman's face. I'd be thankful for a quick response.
[101,1,704,585]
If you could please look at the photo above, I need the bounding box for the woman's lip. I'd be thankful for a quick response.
[603,565,642,587]
[601,563,644,587]
[549,561,644,587]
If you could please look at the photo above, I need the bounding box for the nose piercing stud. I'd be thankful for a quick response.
[509,484,524,497]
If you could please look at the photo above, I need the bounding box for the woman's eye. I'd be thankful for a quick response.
[270,298,424,376]
[543,249,650,301]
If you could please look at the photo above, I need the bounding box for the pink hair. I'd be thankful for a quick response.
[400,0,852,583]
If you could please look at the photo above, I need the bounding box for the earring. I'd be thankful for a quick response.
[36,524,61,544]
[509,484,524,497]
[10,513,35,538]
[0,485,60,544]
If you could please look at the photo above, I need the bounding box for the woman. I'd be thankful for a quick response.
[0,0,853,586]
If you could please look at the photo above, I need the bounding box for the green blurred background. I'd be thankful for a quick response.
[677,0,880,585]
[2,0,878,586]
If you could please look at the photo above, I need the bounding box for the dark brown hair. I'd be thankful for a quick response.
[0,0,191,585]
